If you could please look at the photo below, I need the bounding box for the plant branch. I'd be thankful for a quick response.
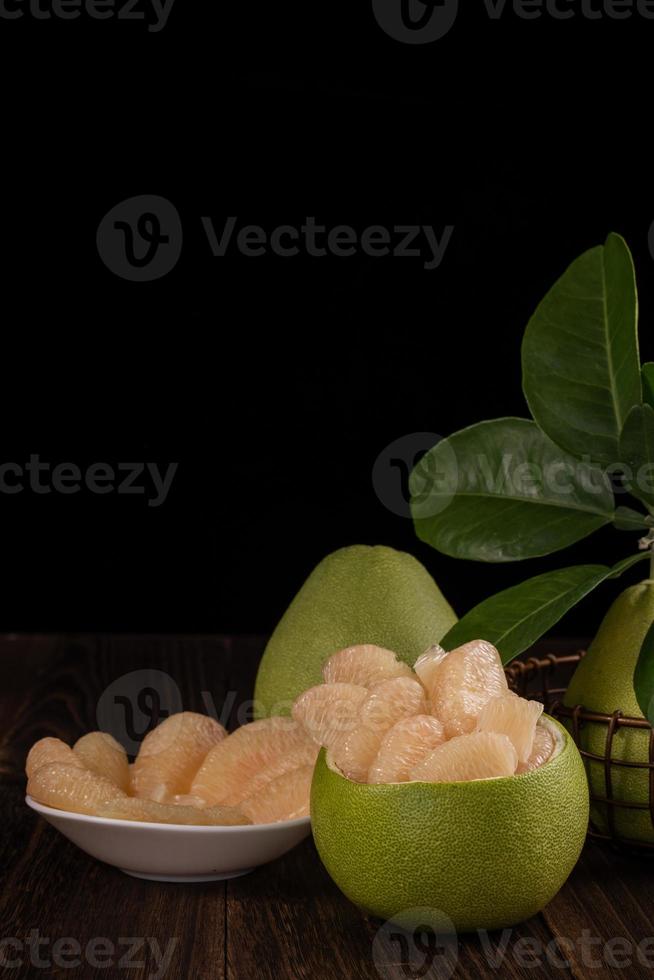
[638,530,654,579]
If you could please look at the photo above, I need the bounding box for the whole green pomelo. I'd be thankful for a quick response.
[311,717,588,933]
[564,580,654,843]
[253,545,456,718]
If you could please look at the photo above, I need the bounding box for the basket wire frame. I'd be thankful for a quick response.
[506,650,654,853]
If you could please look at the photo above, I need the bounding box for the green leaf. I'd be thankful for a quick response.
[441,565,611,664]
[619,404,654,509]
[643,363,654,410]
[442,553,648,664]
[613,506,651,531]
[522,233,641,467]
[634,621,654,724]
[607,551,652,579]
[410,418,615,562]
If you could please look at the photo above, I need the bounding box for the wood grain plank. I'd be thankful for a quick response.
[0,783,225,980]
[543,841,654,979]
[226,834,565,980]
[0,634,630,980]
[0,635,236,980]
[0,635,61,779]
[0,633,238,781]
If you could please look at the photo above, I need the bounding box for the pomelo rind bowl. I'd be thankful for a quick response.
[26,797,310,882]
[310,716,588,933]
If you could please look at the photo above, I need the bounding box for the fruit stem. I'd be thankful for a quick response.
[638,529,654,580]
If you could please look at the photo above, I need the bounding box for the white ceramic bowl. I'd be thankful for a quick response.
[26,797,311,882]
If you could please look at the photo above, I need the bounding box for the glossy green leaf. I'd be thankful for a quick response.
[613,506,651,531]
[410,418,614,562]
[442,553,649,664]
[522,233,641,467]
[643,363,654,410]
[634,621,654,724]
[619,404,654,509]
[607,551,652,579]
[441,565,610,664]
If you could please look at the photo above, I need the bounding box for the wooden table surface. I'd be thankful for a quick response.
[2,634,654,980]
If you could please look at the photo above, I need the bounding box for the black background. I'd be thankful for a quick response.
[0,1,651,634]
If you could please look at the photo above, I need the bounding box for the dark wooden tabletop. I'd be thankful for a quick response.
[1,634,654,980]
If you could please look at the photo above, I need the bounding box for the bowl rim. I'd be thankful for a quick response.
[25,796,311,833]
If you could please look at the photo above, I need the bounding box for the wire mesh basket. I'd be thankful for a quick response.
[506,650,654,854]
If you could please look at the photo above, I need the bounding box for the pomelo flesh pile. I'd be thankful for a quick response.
[73,732,131,794]
[322,644,414,687]
[26,637,553,825]
[413,644,449,696]
[190,717,318,806]
[421,640,509,738]
[26,715,316,825]
[292,640,550,784]
[26,737,84,778]
[330,677,428,782]
[131,712,227,802]
[517,724,555,774]
[368,715,446,784]
[95,798,249,825]
[292,684,369,748]
[27,763,127,816]
[410,732,518,782]
[241,765,314,823]
[477,693,543,764]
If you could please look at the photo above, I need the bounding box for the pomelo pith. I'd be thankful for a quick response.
[253,546,457,718]
[564,580,654,843]
[311,716,588,933]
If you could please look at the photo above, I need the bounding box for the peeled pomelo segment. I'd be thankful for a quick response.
[131,711,227,803]
[517,723,555,774]
[368,715,446,784]
[26,737,83,779]
[191,717,316,806]
[361,677,428,732]
[96,797,250,825]
[426,640,509,738]
[477,693,543,764]
[241,765,314,824]
[170,793,204,806]
[413,644,449,697]
[409,732,517,783]
[243,741,319,799]
[331,727,386,783]
[73,732,130,793]
[292,683,368,748]
[27,763,126,815]
[331,677,428,782]
[322,645,413,688]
